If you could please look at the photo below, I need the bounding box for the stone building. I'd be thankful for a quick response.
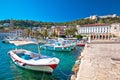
[50,26,66,37]
[77,23,120,40]
[77,24,111,40]
[86,14,118,20]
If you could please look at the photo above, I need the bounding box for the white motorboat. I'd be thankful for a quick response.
[40,38,76,51]
[8,49,60,73]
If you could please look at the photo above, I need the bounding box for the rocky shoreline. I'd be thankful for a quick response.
[71,46,85,80]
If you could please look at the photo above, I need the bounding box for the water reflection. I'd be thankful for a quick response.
[11,63,57,80]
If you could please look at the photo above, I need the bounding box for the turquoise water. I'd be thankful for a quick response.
[0,42,82,80]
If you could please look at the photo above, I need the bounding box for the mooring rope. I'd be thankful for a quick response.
[58,66,72,77]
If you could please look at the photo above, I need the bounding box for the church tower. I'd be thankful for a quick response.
[9,18,14,31]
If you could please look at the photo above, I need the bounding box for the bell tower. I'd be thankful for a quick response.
[9,18,14,31]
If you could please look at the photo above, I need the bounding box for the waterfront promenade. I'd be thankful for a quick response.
[75,41,120,80]
[9,40,42,46]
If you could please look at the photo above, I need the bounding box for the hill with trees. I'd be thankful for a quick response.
[0,17,120,28]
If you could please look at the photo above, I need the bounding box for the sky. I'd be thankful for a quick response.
[0,0,120,22]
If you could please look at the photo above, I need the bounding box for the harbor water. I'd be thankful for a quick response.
[0,42,82,80]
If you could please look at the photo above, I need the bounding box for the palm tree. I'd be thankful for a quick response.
[25,28,31,37]
[42,29,48,39]
[33,30,40,39]
[51,29,57,38]
[65,29,70,37]
[65,27,77,37]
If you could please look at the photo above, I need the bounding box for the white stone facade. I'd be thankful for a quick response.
[77,24,110,34]
[86,14,118,20]
[77,23,120,40]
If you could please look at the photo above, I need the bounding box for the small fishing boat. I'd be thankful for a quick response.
[76,40,85,47]
[40,38,75,51]
[2,37,17,43]
[2,39,10,43]
[40,42,73,51]
[76,43,85,46]
[8,49,59,73]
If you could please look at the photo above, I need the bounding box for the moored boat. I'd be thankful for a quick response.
[40,40,75,51]
[8,49,59,73]
[40,38,77,52]
[2,39,10,43]
[76,43,85,46]
[76,40,86,47]
[2,36,17,43]
[40,43,73,52]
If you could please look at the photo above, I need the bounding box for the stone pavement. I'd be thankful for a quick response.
[75,43,120,80]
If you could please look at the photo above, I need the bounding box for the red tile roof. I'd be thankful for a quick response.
[81,24,109,27]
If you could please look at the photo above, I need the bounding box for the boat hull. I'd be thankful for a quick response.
[13,60,55,72]
[2,40,9,43]
[40,45,72,51]
[76,44,85,46]
[9,49,59,73]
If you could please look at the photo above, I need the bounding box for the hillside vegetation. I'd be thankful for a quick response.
[0,17,120,28]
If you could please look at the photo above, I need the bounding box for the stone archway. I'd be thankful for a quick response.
[100,35,102,40]
[103,35,105,40]
[106,34,108,39]
[96,35,99,40]
[94,35,96,40]
[91,35,93,40]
